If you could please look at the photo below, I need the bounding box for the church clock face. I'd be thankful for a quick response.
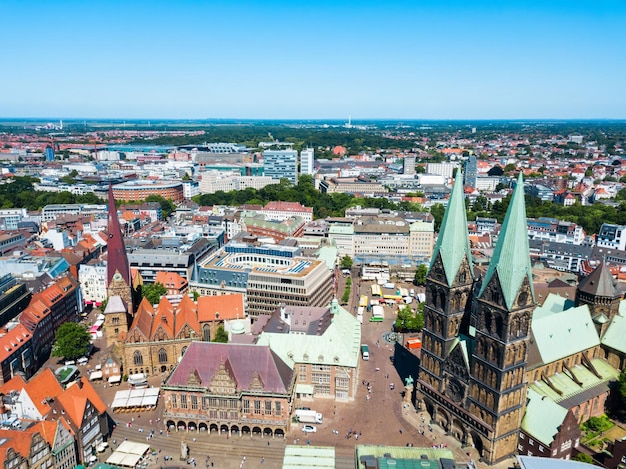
[113,272,123,282]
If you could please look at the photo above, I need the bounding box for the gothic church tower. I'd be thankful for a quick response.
[103,184,135,344]
[418,173,535,465]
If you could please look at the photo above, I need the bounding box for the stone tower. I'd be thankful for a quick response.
[420,172,474,394]
[576,262,623,338]
[103,184,134,344]
[418,173,535,465]
[469,173,534,463]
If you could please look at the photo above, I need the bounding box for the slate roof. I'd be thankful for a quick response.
[166,342,293,394]
[521,388,569,446]
[479,173,535,309]
[429,172,473,286]
[578,262,620,298]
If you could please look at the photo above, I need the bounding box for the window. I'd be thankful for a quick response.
[529,439,534,446]
[560,440,572,451]
[254,400,261,414]
[274,401,281,416]
[539,446,544,453]
[180,394,187,409]
[133,350,143,366]
[112,317,119,325]
[171,394,177,408]
[191,395,198,410]
[158,348,168,363]
[265,400,272,415]
[243,399,250,413]
[202,397,209,410]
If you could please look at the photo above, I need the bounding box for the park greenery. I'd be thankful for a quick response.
[52,322,91,360]
[342,277,352,304]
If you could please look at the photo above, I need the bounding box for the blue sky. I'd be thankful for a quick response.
[1,0,625,119]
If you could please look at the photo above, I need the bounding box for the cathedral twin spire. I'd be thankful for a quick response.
[430,170,473,286]
[431,171,534,308]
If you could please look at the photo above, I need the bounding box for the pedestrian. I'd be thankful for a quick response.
[267,441,270,446]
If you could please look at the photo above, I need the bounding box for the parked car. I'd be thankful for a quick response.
[301,425,317,433]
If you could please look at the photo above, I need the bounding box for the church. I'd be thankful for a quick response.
[418,173,625,464]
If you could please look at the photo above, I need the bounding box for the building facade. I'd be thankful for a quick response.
[263,150,298,185]
[112,180,184,203]
[162,341,295,438]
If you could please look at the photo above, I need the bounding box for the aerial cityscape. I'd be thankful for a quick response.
[1,1,626,469]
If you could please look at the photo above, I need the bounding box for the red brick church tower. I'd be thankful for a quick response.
[103,183,137,345]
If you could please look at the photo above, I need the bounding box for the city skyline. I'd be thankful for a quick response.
[1,0,625,120]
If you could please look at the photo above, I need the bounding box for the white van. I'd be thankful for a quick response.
[77,357,88,365]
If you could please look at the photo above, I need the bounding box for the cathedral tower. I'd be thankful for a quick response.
[469,173,534,463]
[420,172,474,393]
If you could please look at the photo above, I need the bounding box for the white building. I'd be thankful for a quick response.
[41,228,73,250]
[300,148,314,175]
[198,171,278,194]
[425,162,459,179]
[183,180,200,199]
[597,223,626,250]
[0,208,28,230]
[78,263,108,305]
[259,201,313,223]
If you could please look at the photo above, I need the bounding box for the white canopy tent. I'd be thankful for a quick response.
[110,388,160,412]
[106,441,150,468]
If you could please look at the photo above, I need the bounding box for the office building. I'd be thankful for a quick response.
[464,155,477,188]
[300,148,314,175]
[263,150,298,184]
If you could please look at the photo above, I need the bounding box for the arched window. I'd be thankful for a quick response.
[203,324,211,341]
[181,346,188,357]
[133,350,143,366]
[158,348,168,364]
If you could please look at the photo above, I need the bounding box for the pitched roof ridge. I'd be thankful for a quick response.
[429,171,473,285]
[479,173,535,308]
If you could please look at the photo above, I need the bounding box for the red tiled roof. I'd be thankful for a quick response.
[197,294,244,322]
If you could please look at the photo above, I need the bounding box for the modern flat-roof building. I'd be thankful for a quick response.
[300,148,314,176]
[263,150,298,185]
[112,180,184,203]
[192,241,333,317]
[41,204,107,222]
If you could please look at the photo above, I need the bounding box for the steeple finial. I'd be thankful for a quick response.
[429,170,473,286]
[479,173,534,309]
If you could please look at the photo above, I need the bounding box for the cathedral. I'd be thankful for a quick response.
[418,172,625,464]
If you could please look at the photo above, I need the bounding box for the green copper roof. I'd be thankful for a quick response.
[430,171,473,286]
[531,297,599,364]
[521,388,568,446]
[479,173,535,309]
[601,301,626,353]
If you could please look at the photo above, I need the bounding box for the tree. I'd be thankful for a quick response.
[213,326,229,343]
[145,194,177,218]
[52,322,91,360]
[414,264,428,285]
[430,203,446,231]
[142,282,167,304]
[488,165,504,176]
[617,369,626,408]
[572,453,593,464]
[340,255,353,270]
[395,304,424,332]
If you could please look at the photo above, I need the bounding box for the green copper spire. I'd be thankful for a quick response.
[430,171,473,286]
[479,173,535,309]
